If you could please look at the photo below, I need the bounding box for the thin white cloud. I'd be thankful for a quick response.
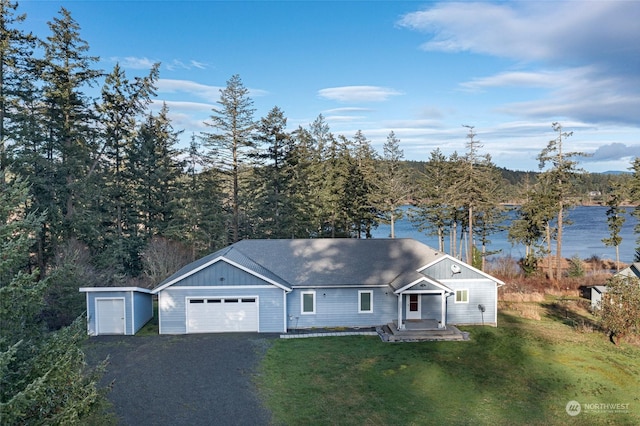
[157,79,222,102]
[398,2,640,66]
[318,86,403,103]
[399,2,640,127]
[166,59,210,71]
[323,107,373,114]
[111,56,158,69]
[460,68,592,92]
[190,60,207,69]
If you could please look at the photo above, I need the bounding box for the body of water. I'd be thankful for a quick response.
[371,206,638,264]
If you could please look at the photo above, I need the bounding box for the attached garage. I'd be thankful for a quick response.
[186,297,258,333]
[80,287,153,336]
[153,246,291,334]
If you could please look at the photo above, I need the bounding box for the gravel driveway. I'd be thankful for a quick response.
[84,333,277,425]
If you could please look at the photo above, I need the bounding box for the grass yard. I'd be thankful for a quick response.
[257,309,640,425]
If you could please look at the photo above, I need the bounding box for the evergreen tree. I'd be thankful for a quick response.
[173,136,227,257]
[602,180,626,271]
[94,63,159,277]
[537,122,587,279]
[249,106,295,237]
[127,103,184,238]
[0,172,106,424]
[40,7,101,240]
[449,126,504,266]
[376,131,408,238]
[0,0,38,186]
[411,148,453,252]
[347,130,379,238]
[629,157,640,260]
[202,74,256,242]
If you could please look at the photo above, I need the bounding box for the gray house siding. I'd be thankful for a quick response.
[422,258,486,281]
[132,292,154,334]
[443,279,497,325]
[172,261,272,287]
[158,286,286,334]
[287,287,395,329]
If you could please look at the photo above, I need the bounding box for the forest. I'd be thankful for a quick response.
[1,3,640,423]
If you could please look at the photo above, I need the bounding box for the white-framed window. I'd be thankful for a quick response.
[455,289,469,303]
[301,291,315,314]
[358,290,373,313]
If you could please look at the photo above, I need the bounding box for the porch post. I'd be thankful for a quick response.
[397,294,403,330]
[441,291,446,328]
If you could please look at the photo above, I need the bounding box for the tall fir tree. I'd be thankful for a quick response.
[37,7,101,271]
[202,74,256,242]
[376,131,408,238]
[537,122,587,279]
[0,0,38,187]
[94,63,159,277]
[602,179,626,271]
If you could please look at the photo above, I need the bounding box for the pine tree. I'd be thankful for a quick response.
[0,0,38,187]
[0,172,106,424]
[347,130,379,238]
[94,63,159,276]
[629,157,640,261]
[249,106,294,237]
[202,74,256,242]
[127,103,184,238]
[375,131,408,238]
[411,148,454,253]
[537,122,587,279]
[40,7,101,238]
[602,180,626,271]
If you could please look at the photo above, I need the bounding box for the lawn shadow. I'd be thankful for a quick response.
[397,312,581,425]
[542,298,603,334]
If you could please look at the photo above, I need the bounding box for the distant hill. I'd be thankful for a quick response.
[601,170,632,175]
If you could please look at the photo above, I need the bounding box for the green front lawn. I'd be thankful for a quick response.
[257,312,640,425]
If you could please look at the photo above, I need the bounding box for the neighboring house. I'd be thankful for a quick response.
[615,262,640,280]
[579,262,640,310]
[80,238,505,335]
[580,285,608,310]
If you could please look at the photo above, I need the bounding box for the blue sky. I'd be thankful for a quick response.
[21,0,640,172]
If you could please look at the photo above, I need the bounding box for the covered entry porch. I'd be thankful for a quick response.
[394,279,453,331]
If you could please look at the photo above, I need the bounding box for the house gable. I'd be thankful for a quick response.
[419,256,505,285]
[152,255,290,293]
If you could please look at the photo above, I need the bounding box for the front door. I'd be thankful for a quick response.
[406,294,421,320]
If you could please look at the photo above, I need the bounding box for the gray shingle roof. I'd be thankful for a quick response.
[232,238,443,288]
[153,238,447,291]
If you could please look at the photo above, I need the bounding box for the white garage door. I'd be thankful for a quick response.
[187,297,258,333]
[97,298,125,335]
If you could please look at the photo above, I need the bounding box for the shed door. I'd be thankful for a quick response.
[187,298,258,333]
[97,298,125,335]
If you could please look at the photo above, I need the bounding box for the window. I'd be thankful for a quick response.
[455,289,469,303]
[301,291,315,314]
[359,291,373,313]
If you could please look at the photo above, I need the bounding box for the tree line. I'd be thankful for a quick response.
[1,3,640,422]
